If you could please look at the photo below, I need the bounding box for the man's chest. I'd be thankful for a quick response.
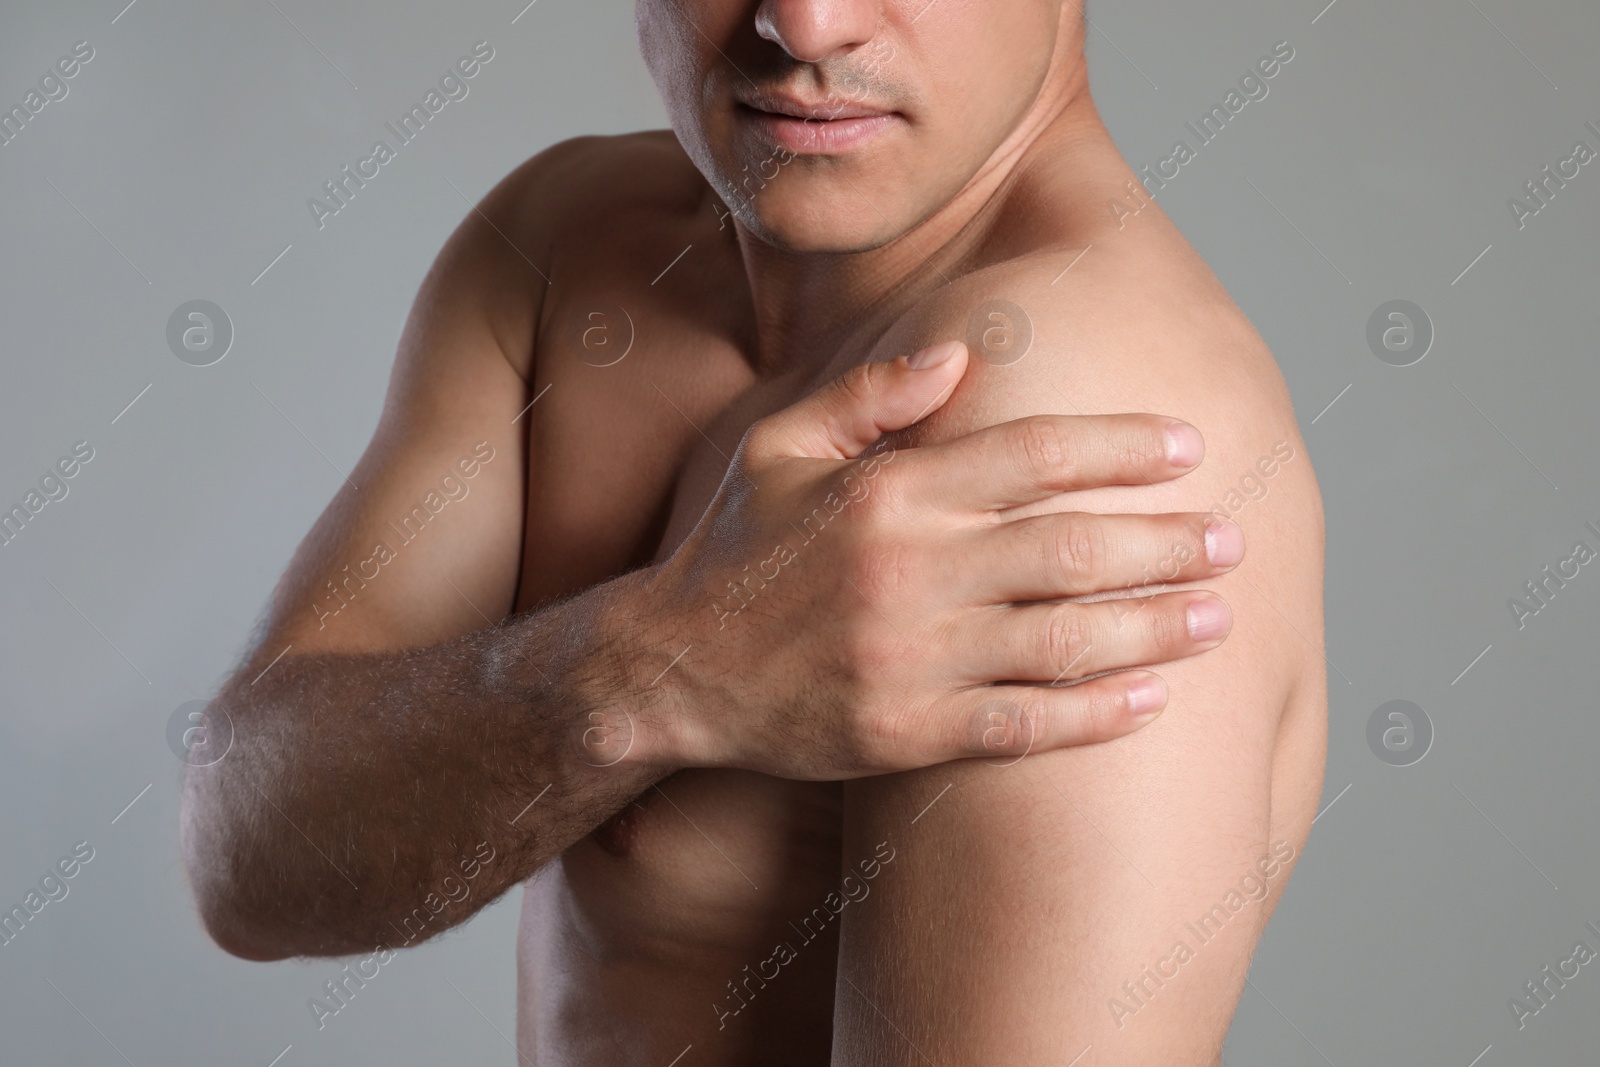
[511,250,761,610]
[516,265,854,932]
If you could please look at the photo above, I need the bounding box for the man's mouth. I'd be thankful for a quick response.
[734,91,902,154]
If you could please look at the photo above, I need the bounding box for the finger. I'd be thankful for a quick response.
[895,412,1204,511]
[746,341,968,461]
[958,511,1244,603]
[956,591,1232,684]
[933,671,1169,761]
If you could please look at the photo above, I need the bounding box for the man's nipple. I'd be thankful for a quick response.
[591,802,644,857]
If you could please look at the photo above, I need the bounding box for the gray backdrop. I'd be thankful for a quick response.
[0,0,1595,1063]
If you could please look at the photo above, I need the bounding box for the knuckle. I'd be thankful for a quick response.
[834,363,880,410]
[972,698,1010,752]
[1079,679,1129,739]
[858,700,917,764]
[1013,699,1047,755]
[1143,524,1199,587]
[974,696,1039,758]
[1043,606,1093,670]
[739,417,778,460]
[849,539,917,601]
[1015,416,1072,480]
[1163,518,1205,567]
[1147,596,1194,651]
[1124,420,1170,469]
[1050,515,1104,584]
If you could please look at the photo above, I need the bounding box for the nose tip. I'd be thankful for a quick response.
[754,0,879,64]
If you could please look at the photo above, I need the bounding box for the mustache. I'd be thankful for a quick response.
[738,40,904,114]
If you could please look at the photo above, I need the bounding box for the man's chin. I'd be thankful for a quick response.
[732,201,900,256]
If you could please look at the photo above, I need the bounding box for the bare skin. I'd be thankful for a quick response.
[182,3,1325,1065]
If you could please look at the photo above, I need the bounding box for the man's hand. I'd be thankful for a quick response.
[640,340,1244,779]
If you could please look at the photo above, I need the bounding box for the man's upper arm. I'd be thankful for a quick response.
[833,260,1327,1064]
[250,154,559,660]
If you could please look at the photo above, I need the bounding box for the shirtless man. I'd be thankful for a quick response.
[180,2,1326,1063]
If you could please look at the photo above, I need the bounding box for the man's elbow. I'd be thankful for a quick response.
[180,778,296,962]
[195,896,294,963]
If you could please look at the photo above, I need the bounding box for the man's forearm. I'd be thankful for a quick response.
[181,568,672,960]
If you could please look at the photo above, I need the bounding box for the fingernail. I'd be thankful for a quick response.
[1204,521,1244,568]
[1187,596,1232,642]
[1164,422,1203,468]
[1126,675,1167,716]
[907,340,962,370]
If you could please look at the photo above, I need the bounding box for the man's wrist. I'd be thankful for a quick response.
[569,565,701,775]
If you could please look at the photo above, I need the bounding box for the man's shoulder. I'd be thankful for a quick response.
[878,234,1295,446]
[455,129,740,387]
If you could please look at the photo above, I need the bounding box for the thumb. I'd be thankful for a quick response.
[753,341,968,460]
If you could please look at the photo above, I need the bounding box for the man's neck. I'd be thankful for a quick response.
[732,33,1099,376]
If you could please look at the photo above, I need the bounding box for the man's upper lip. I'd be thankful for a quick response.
[736,91,892,121]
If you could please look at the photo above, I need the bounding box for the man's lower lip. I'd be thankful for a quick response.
[742,109,899,154]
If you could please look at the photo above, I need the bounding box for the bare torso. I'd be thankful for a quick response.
[503,121,1318,1064]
